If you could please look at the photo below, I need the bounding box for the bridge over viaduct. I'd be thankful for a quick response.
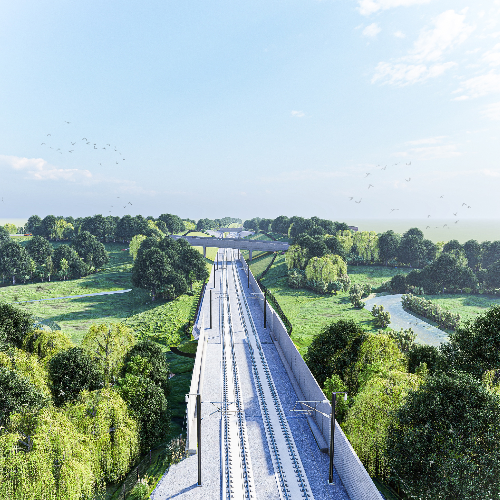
[170,234,289,260]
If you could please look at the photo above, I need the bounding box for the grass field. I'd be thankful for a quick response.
[0,241,205,346]
[417,293,500,325]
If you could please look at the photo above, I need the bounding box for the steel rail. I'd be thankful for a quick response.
[229,249,314,500]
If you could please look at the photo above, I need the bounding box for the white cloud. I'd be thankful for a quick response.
[372,10,474,86]
[358,0,431,16]
[409,10,475,63]
[480,168,500,177]
[394,31,406,38]
[363,23,381,37]
[291,110,305,118]
[482,43,500,66]
[372,61,456,85]
[454,72,500,98]
[0,155,92,181]
[481,101,500,120]
[406,136,446,145]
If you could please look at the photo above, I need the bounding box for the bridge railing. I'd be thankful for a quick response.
[238,255,384,500]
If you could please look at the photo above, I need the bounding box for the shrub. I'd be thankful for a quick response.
[402,294,461,330]
[371,305,391,328]
[48,347,105,406]
[23,329,73,364]
[390,274,407,294]
[288,268,305,289]
[385,328,416,355]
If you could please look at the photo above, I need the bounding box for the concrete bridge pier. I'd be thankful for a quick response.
[249,250,252,262]
[203,247,206,258]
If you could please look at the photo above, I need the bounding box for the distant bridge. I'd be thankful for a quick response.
[170,235,289,260]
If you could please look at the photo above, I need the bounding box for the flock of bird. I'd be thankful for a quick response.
[348,160,473,231]
[40,121,132,214]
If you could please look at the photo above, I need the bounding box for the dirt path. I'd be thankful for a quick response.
[364,293,449,347]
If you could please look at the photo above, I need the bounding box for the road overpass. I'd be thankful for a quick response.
[170,234,289,260]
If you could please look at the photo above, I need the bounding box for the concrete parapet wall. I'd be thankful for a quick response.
[239,256,383,500]
[185,279,209,455]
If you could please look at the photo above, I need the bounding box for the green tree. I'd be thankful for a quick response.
[378,230,401,265]
[48,347,105,406]
[0,348,52,399]
[158,213,185,234]
[386,370,500,499]
[117,374,170,451]
[24,215,42,235]
[285,244,309,270]
[132,247,172,301]
[441,304,500,379]
[0,226,11,243]
[82,323,136,387]
[72,231,109,270]
[0,240,31,285]
[481,240,500,269]
[0,302,35,349]
[463,239,482,271]
[3,406,98,499]
[304,319,368,389]
[305,254,347,286]
[116,215,136,242]
[0,367,51,427]
[65,388,140,483]
[343,370,422,480]
[407,343,445,375]
[486,259,500,289]
[26,235,53,266]
[271,215,290,235]
[123,340,171,397]
[23,329,73,365]
[129,234,147,260]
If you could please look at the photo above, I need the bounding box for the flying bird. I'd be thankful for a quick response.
[406,162,411,165]
[355,199,362,203]
[348,197,354,201]
[128,202,132,205]
[440,195,444,198]
[107,144,110,146]
[453,212,457,216]
[428,215,431,218]
[381,166,387,170]
[390,209,399,212]
[71,142,76,145]
[462,203,467,206]
[467,205,471,208]
[365,173,371,177]
[82,138,87,141]
[47,134,51,136]
[455,220,459,224]
[68,150,73,153]
[405,178,411,182]
[426,226,430,229]
[41,143,45,145]
[64,121,70,124]
[368,184,374,189]
[443,224,447,227]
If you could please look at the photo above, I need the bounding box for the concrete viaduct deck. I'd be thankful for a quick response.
[170,235,289,260]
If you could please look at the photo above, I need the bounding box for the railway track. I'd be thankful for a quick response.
[227,249,314,500]
[219,249,255,499]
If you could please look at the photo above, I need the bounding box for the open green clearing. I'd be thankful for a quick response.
[417,293,500,324]
[0,241,205,346]
[258,255,405,356]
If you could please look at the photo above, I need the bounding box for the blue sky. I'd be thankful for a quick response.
[1,0,499,223]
